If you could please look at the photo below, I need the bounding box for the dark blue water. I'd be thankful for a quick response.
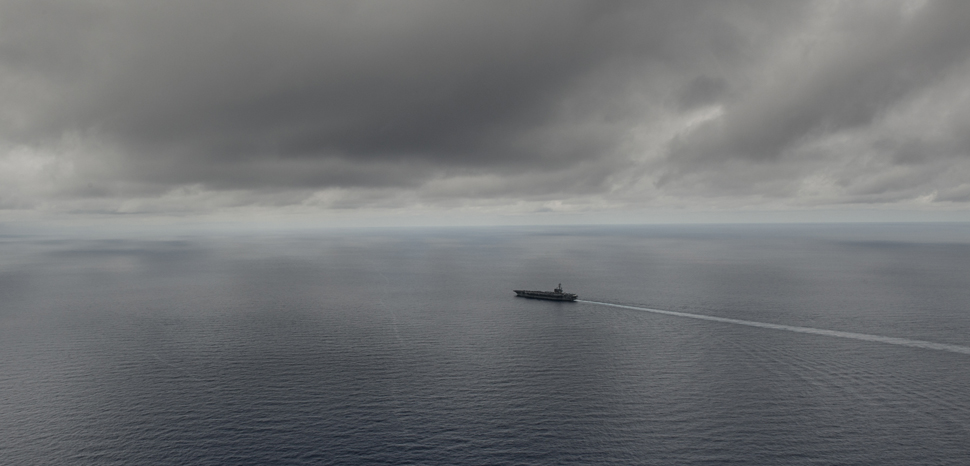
[2,224,969,465]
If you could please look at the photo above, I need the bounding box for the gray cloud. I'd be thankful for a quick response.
[1,0,970,217]
[677,75,728,111]
[4,2,647,173]
[665,1,970,165]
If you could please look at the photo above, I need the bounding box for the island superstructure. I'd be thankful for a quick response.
[513,283,577,302]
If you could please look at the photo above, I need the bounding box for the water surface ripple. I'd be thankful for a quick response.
[2,224,969,465]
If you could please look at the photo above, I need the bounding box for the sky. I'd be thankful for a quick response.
[2,0,970,230]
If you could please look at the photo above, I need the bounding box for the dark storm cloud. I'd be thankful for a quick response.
[677,75,728,111]
[666,1,970,166]
[0,1,803,188]
[2,0,970,214]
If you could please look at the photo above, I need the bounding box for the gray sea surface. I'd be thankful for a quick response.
[2,223,969,465]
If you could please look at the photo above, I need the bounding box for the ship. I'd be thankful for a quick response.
[513,283,577,302]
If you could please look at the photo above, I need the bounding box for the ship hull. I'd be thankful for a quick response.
[513,290,578,302]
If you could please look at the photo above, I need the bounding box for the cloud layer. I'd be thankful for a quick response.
[2,0,970,218]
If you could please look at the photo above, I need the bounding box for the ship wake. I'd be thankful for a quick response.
[578,300,970,356]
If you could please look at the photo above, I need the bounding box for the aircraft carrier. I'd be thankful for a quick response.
[513,284,577,302]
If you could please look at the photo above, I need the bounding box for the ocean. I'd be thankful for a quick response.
[2,224,969,465]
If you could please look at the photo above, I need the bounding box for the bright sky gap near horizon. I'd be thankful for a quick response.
[3,1,970,229]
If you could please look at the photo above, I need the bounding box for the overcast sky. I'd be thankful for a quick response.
[2,0,970,227]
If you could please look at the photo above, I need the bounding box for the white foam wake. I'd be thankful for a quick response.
[578,300,970,355]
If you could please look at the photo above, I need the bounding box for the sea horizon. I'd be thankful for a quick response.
[3,222,969,464]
